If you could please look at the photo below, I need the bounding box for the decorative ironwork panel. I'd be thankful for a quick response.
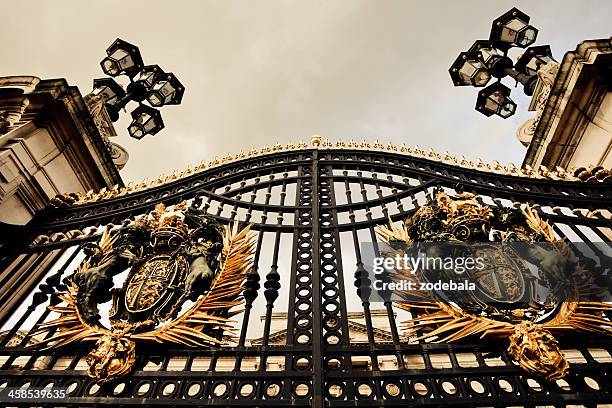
[0,147,610,407]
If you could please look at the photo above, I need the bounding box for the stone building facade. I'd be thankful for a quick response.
[0,76,122,226]
[520,37,612,171]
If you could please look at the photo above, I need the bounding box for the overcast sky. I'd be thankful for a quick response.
[1,0,611,183]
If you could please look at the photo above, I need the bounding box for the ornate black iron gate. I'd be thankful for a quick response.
[0,144,610,407]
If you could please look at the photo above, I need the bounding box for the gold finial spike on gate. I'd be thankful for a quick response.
[428,148,440,160]
[507,163,519,174]
[554,166,568,179]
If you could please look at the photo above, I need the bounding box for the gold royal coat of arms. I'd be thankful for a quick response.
[30,202,255,384]
[377,191,612,381]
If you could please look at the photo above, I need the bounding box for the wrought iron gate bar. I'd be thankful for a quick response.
[320,162,354,400]
[310,151,325,406]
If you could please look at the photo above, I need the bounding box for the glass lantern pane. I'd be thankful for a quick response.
[526,59,540,75]
[148,92,164,106]
[489,90,504,104]
[118,54,135,70]
[98,88,118,104]
[505,18,525,31]
[472,70,490,87]
[459,63,476,81]
[500,102,515,118]
[159,82,176,99]
[484,98,498,112]
[93,86,108,97]
[139,71,156,87]
[102,59,120,75]
[111,49,128,60]
[500,26,518,44]
[129,125,144,138]
[479,48,497,65]
[517,27,537,46]
[136,112,152,125]
[101,89,112,99]
[144,118,157,132]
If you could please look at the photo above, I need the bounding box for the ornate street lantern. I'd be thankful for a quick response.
[147,73,185,107]
[489,8,538,50]
[449,8,552,120]
[100,39,144,78]
[91,38,184,139]
[449,51,491,87]
[476,82,516,118]
[515,45,556,76]
[92,78,125,107]
[128,105,164,139]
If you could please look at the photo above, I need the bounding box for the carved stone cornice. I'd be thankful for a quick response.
[516,61,560,147]
[0,76,40,137]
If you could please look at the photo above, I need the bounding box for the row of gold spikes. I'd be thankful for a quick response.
[71,137,583,206]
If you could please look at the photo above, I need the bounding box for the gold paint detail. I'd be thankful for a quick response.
[507,322,568,381]
[86,327,137,384]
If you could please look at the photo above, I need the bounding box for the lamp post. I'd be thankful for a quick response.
[91,39,184,139]
[449,8,555,119]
